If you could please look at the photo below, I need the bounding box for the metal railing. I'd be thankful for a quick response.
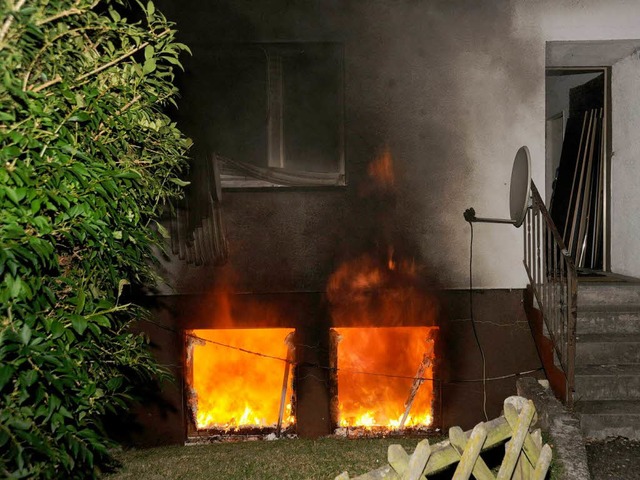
[523,182,578,406]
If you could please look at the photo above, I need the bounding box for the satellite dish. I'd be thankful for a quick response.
[463,146,531,227]
[509,146,531,227]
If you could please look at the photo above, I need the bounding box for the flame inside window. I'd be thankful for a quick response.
[335,326,437,428]
[189,328,295,430]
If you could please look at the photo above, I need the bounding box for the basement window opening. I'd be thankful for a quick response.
[333,326,438,433]
[186,328,295,437]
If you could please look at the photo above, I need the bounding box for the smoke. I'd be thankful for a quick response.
[158,0,542,293]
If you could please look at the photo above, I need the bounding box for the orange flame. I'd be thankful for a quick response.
[336,326,437,428]
[328,235,438,428]
[327,251,433,328]
[367,146,395,188]
[189,328,294,430]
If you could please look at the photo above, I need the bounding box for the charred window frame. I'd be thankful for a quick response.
[191,42,345,189]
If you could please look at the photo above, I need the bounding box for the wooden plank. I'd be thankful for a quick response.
[532,444,553,480]
[399,352,432,431]
[276,336,294,436]
[449,426,495,480]
[388,444,409,477]
[531,429,542,451]
[496,401,535,480]
[423,416,512,475]
[503,403,539,467]
[584,110,603,268]
[576,110,599,267]
[558,111,589,240]
[506,439,531,480]
[353,416,513,479]
[405,439,431,480]
[567,109,594,256]
[551,112,587,237]
[452,423,488,480]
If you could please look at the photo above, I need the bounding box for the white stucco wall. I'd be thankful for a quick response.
[438,0,640,288]
[612,50,640,278]
[505,0,640,284]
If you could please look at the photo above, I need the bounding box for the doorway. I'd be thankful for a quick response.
[545,68,609,271]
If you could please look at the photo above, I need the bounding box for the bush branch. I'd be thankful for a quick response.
[0,0,27,48]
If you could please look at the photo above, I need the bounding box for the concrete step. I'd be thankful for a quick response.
[578,283,640,307]
[575,400,640,440]
[577,308,640,335]
[574,365,640,401]
[575,334,640,365]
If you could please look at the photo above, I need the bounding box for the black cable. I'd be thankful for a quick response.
[468,221,489,421]
[139,315,542,385]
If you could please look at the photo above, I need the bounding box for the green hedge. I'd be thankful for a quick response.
[0,0,190,477]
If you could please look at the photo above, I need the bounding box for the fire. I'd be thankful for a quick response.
[367,146,395,188]
[327,249,434,328]
[335,326,437,429]
[189,328,294,430]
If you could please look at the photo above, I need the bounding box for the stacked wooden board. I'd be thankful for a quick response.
[550,108,605,269]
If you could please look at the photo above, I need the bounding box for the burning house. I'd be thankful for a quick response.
[126,0,640,446]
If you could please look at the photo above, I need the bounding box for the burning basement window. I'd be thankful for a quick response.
[187,328,295,432]
[334,326,437,430]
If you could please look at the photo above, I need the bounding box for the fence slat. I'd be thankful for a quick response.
[532,444,553,480]
[496,401,535,480]
[405,439,431,480]
[504,439,530,480]
[449,426,495,480]
[531,429,542,451]
[339,397,554,480]
[503,403,539,468]
[452,423,488,480]
[388,445,409,477]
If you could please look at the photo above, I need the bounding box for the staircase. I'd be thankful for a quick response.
[573,279,640,439]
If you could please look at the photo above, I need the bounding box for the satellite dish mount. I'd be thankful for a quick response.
[464,146,532,228]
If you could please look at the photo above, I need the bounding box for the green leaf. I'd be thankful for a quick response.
[69,112,91,122]
[147,1,155,16]
[20,323,31,345]
[169,177,190,187]
[144,45,155,60]
[142,58,156,74]
[155,221,170,239]
[30,199,42,214]
[49,320,65,339]
[70,315,88,335]
[75,290,86,314]
[114,171,141,179]
[10,276,22,298]
[22,369,37,387]
[5,187,25,205]
[0,365,14,389]
[117,279,130,300]
[91,315,110,328]
[75,93,86,108]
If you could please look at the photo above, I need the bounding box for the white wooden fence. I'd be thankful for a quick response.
[335,397,552,480]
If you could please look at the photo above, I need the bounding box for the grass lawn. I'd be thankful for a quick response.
[106,437,435,480]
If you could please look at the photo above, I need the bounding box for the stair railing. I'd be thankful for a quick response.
[523,181,578,407]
